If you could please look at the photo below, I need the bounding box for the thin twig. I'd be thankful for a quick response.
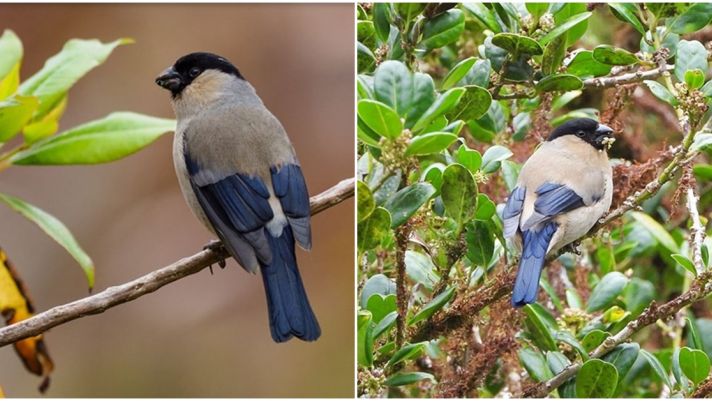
[687,185,706,274]
[0,178,355,348]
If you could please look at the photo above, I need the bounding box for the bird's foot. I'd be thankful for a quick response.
[203,240,227,274]
[563,242,582,256]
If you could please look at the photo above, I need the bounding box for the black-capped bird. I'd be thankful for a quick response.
[502,118,614,306]
[155,52,320,342]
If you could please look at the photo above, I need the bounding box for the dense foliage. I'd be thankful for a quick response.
[357,3,712,398]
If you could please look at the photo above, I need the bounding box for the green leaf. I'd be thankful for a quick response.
[523,304,558,351]
[693,162,712,175]
[519,347,554,382]
[366,294,397,324]
[539,12,592,46]
[608,3,646,34]
[395,3,425,23]
[0,192,94,288]
[541,35,566,76]
[374,61,436,127]
[357,99,403,139]
[481,145,513,173]
[405,131,458,156]
[357,207,392,252]
[601,343,640,387]
[680,347,711,385]
[547,351,576,397]
[587,272,629,312]
[19,38,132,119]
[11,112,175,165]
[644,80,678,106]
[592,45,639,66]
[421,9,465,50]
[357,42,376,74]
[411,88,465,133]
[384,371,435,387]
[441,57,476,90]
[624,278,655,316]
[687,317,704,351]
[409,287,455,325]
[23,94,67,143]
[685,69,706,90]
[373,311,398,339]
[455,144,482,172]
[387,342,427,367]
[360,273,397,307]
[405,250,440,290]
[0,95,39,142]
[457,59,491,87]
[0,30,23,82]
[582,330,610,352]
[462,3,502,33]
[491,33,543,56]
[372,3,392,42]
[475,194,496,221]
[640,349,674,389]
[483,35,509,72]
[501,160,521,192]
[672,253,697,277]
[556,331,589,360]
[384,183,436,227]
[674,40,709,83]
[357,310,374,367]
[536,74,584,93]
[575,359,618,398]
[673,347,692,392]
[466,221,494,266]
[668,3,712,34]
[446,85,492,122]
[441,164,477,226]
[527,3,550,20]
[630,211,679,252]
[357,181,375,223]
[566,50,612,78]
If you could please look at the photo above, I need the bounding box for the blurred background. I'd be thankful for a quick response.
[0,4,354,397]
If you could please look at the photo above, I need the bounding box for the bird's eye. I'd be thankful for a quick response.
[189,67,201,78]
[576,131,585,137]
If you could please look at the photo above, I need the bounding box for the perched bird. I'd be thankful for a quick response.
[503,118,614,307]
[155,52,320,342]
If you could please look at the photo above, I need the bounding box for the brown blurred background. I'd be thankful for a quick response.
[0,4,354,397]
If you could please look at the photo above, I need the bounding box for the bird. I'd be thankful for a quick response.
[155,52,320,342]
[502,118,614,307]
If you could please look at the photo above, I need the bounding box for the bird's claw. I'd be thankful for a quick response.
[203,240,227,273]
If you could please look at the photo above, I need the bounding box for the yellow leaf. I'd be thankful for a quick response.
[0,63,19,100]
[0,248,53,393]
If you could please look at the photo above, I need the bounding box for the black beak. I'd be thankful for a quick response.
[155,67,182,92]
[595,124,614,138]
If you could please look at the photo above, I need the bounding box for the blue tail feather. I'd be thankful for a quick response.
[260,226,321,342]
[512,222,558,307]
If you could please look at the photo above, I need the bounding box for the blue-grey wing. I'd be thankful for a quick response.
[503,186,526,238]
[521,182,585,231]
[186,154,274,272]
[271,164,312,250]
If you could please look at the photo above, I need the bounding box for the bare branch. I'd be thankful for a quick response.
[493,65,674,100]
[0,178,355,348]
[582,65,674,88]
